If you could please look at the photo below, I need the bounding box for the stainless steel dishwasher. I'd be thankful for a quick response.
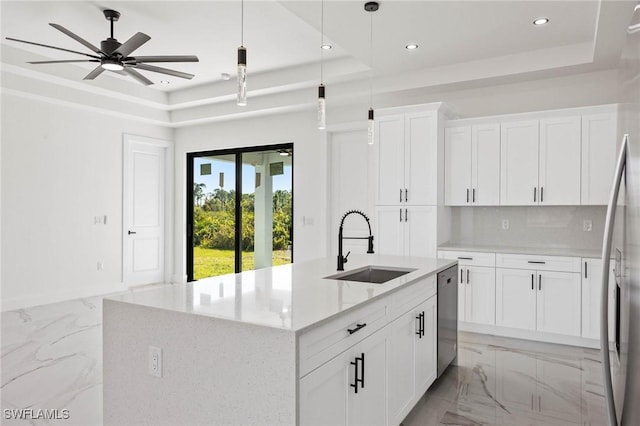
[437,265,458,377]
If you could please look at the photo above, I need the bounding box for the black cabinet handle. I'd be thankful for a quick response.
[399,208,402,222]
[128,230,136,235]
[534,187,537,202]
[466,269,470,284]
[405,188,408,202]
[585,261,588,279]
[460,268,464,283]
[457,257,473,260]
[539,274,542,291]
[467,188,470,203]
[541,187,544,203]
[473,188,476,203]
[528,261,546,264]
[347,323,367,335]
[405,208,408,222]
[400,189,402,203]
[350,354,364,393]
[416,313,422,338]
[531,273,534,290]
[421,312,425,337]
[360,353,365,389]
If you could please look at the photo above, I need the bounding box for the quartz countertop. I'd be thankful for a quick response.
[106,255,456,334]
[437,243,603,259]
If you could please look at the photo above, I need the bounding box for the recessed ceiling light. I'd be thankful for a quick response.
[221,73,231,81]
[321,44,332,50]
[405,43,419,50]
[533,17,549,26]
[159,80,170,85]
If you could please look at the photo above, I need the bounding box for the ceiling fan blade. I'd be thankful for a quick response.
[124,55,199,64]
[28,59,100,64]
[83,65,105,80]
[129,63,194,79]
[5,37,101,59]
[49,23,104,55]
[114,32,151,57]
[123,67,153,86]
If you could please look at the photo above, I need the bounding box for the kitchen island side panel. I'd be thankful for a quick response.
[103,299,297,426]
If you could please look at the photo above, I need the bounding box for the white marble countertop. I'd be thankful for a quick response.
[438,243,603,259]
[106,255,456,334]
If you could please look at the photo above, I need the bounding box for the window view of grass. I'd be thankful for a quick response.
[193,184,292,280]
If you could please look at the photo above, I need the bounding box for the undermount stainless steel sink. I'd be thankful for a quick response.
[325,266,416,284]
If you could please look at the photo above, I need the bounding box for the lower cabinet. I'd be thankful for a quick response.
[496,268,581,336]
[459,265,496,325]
[299,326,388,426]
[582,258,615,341]
[387,296,437,425]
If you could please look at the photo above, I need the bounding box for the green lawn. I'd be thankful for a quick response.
[194,247,291,280]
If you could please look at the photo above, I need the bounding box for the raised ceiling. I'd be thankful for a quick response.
[1,1,636,127]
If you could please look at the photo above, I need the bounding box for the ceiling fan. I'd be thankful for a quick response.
[5,9,199,86]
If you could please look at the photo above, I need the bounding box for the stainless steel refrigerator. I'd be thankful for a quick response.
[601,3,640,425]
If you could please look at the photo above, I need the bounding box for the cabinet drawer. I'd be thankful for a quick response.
[496,253,580,273]
[389,275,437,320]
[299,298,388,377]
[438,250,495,267]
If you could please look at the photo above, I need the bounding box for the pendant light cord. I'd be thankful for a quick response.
[320,0,324,83]
[241,0,244,46]
[369,10,373,107]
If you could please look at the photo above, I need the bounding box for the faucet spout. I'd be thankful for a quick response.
[337,210,375,271]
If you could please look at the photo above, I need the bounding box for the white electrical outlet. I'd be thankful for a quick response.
[149,346,162,378]
[583,220,593,232]
[97,261,104,271]
[502,219,509,230]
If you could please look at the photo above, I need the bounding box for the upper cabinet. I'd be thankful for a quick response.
[500,120,540,205]
[444,124,500,206]
[581,113,618,205]
[375,111,437,206]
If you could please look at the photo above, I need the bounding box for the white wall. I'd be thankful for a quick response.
[174,111,327,281]
[1,93,173,311]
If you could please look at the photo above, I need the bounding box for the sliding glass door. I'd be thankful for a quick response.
[187,144,293,281]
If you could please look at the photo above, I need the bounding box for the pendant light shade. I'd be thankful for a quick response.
[365,1,378,145]
[237,0,247,106]
[318,84,326,130]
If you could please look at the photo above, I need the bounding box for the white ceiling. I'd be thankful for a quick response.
[1,0,637,126]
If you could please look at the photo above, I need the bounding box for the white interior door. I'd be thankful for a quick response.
[124,137,169,286]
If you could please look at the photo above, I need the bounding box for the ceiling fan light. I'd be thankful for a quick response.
[101,59,123,71]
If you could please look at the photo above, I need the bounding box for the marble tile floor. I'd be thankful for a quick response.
[2,292,607,426]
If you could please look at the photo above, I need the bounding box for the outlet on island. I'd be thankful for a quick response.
[583,220,593,232]
[501,219,509,230]
[149,346,162,378]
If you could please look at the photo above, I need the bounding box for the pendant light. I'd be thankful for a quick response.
[237,0,247,106]
[365,2,378,145]
[317,0,326,130]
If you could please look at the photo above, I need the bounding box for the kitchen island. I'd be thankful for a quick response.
[103,255,456,425]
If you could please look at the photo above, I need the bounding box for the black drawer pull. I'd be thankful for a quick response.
[347,323,367,335]
[457,257,473,260]
[527,261,546,264]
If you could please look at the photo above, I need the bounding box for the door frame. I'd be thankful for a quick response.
[186,142,294,282]
[122,134,174,286]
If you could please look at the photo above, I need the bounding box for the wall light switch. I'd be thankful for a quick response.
[502,219,509,230]
[149,346,162,378]
[583,220,593,232]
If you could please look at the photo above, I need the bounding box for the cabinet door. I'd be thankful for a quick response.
[536,271,581,336]
[466,266,496,325]
[500,120,539,205]
[581,258,616,341]
[472,123,500,206]
[375,206,405,256]
[347,328,388,426]
[539,116,581,205]
[496,268,536,330]
[444,126,472,206]
[299,351,348,426]
[404,206,436,258]
[375,114,405,205]
[415,296,437,395]
[405,112,437,205]
[582,113,617,205]
[387,309,418,426]
[458,267,466,322]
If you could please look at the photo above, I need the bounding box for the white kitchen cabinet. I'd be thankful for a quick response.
[536,270,581,336]
[582,258,616,341]
[538,116,581,205]
[300,325,388,426]
[375,111,437,206]
[500,120,539,205]
[375,206,436,258]
[496,268,537,330]
[444,124,500,206]
[582,113,618,205]
[465,266,496,325]
[387,296,436,425]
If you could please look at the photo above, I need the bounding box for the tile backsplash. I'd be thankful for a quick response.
[450,206,607,250]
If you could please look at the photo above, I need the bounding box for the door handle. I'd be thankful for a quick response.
[350,354,364,393]
[399,208,402,222]
[600,134,628,426]
[416,313,422,338]
[460,268,464,284]
[527,261,546,264]
[585,261,588,279]
[128,230,137,235]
